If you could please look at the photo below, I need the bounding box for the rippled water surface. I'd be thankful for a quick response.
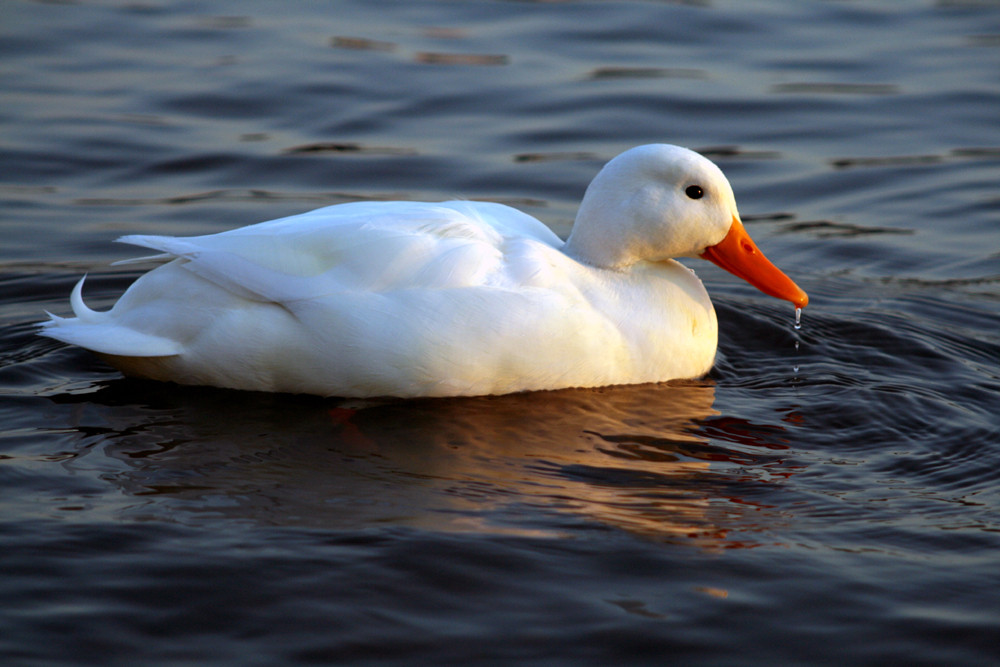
[3,1,1000,664]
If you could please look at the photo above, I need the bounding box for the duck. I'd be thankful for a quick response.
[39,144,808,398]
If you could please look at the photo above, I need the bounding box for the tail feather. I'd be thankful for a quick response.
[69,275,103,323]
[111,253,172,266]
[38,275,183,357]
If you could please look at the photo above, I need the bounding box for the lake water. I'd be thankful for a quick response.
[2,0,1000,664]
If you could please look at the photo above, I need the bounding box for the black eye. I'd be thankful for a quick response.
[685,185,704,200]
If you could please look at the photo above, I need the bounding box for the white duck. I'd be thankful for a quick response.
[40,144,807,398]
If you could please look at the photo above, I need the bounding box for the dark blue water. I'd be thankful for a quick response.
[3,1,1000,664]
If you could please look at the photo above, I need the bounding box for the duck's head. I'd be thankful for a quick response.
[565,144,808,308]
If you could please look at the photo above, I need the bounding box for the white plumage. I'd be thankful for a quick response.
[39,144,807,397]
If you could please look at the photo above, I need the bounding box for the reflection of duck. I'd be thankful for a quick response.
[41,145,807,398]
[62,380,796,546]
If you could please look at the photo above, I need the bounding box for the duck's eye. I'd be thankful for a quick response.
[685,185,704,200]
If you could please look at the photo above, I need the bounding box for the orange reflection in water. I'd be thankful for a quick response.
[76,378,801,550]
[320,380,798,547]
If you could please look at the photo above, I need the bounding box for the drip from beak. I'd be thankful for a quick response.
[699,216,809,308]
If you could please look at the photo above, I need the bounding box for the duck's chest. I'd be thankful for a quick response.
[568,260,719,380]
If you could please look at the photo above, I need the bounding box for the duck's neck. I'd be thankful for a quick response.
[563,210,631,270]
[564,178,658,270]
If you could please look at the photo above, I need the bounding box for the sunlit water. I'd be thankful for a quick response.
[2,1,1000,665]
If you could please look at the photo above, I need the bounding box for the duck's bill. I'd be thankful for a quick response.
[700,217,809,308]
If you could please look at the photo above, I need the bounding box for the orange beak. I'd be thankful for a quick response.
[699,216,808,308]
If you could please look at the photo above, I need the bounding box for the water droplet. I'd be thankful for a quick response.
[792,309,802,376]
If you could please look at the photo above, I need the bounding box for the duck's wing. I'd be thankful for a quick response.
[116,200,565,306]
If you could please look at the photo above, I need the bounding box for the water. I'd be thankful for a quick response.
[3,0,1000,664]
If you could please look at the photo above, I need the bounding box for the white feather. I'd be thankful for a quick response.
[38,145,801,397]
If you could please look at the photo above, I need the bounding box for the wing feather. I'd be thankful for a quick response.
[114,201,564,306]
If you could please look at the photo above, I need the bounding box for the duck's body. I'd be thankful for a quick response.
[40,145,807,398]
